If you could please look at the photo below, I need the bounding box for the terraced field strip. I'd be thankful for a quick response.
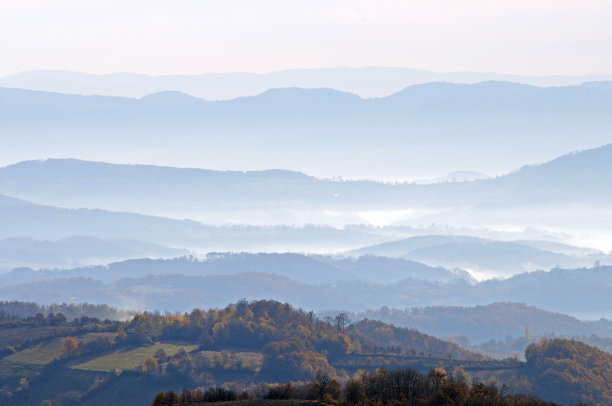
[6,338,63,365]
[0,325,76,347]
[3,332,117,368]
[72,342,198,372]
[0,358,42,378]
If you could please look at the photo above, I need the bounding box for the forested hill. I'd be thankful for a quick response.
[0,300,485,405]
[525,338,612,405]
[353,302,612,344]
[350,319,480,360]
[119,300,487,366]
[2,300,611,405]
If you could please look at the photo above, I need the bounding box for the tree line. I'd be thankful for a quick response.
[151,367,560,406]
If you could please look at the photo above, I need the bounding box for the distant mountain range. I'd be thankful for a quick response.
[3,68,612,99]
[0,192,413,253]
[3,81,612,179]
[3,143,612,211]
[1,143,611,233]
[1,265,611,319]
[1,144,611,276]
[0,236,187,270]
[350,235,606,278]
[347,302,612,345]
[0,253,469,288]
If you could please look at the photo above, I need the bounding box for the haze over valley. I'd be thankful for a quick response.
[2,1,612,404]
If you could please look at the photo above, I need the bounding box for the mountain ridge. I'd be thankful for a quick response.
[3,81,612,180]
[3,67,612,100]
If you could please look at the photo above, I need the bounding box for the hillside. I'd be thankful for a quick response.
[0,300,485,406]
[149,338,612,406]
[2,300,609,405]
[525,339,612,405]
[350,319,481,360]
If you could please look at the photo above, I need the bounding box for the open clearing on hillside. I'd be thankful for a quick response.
[5,332,117,367]
[6,338,63,365]
[72,342,198,372]
[0,325,76,347]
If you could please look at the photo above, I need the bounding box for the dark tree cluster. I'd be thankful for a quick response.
[0,301,128,322]
[150,367,560,406]
[349,319,485,361]
[151,387,244,405]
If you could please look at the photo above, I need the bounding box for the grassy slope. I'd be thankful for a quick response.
[73,342,198,371]
[0,325,76,347]
[6,339,63,365]
[6,332,116,366]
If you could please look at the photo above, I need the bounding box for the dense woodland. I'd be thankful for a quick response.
[1,300,611,405]
[524,339,612,405]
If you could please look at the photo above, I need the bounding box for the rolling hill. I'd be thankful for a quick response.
[1,264,611,319]
[0,253,467,288]
[0,236,187,270]
[1,142,611,229]
[0,192,406,252]
[352,302,612,345]
[349,235,599,277]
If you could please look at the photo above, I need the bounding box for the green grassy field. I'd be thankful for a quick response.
[0,325,76,347]
[4,332,117,367]
[72,342,198,372]
[5,338,63,365]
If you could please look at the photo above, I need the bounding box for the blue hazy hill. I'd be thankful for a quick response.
[3,68,612,99]
[2,82,612,179]
[1,143,611,215]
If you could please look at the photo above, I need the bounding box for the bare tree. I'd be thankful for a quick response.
[312,370,332,400]
[334,312,351,333]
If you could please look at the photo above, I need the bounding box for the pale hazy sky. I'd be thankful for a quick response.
[1,0,612,77]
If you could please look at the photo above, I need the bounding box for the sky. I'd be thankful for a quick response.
[1,0,612,77]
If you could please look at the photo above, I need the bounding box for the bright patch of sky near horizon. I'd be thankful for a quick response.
[1,0,612,77]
